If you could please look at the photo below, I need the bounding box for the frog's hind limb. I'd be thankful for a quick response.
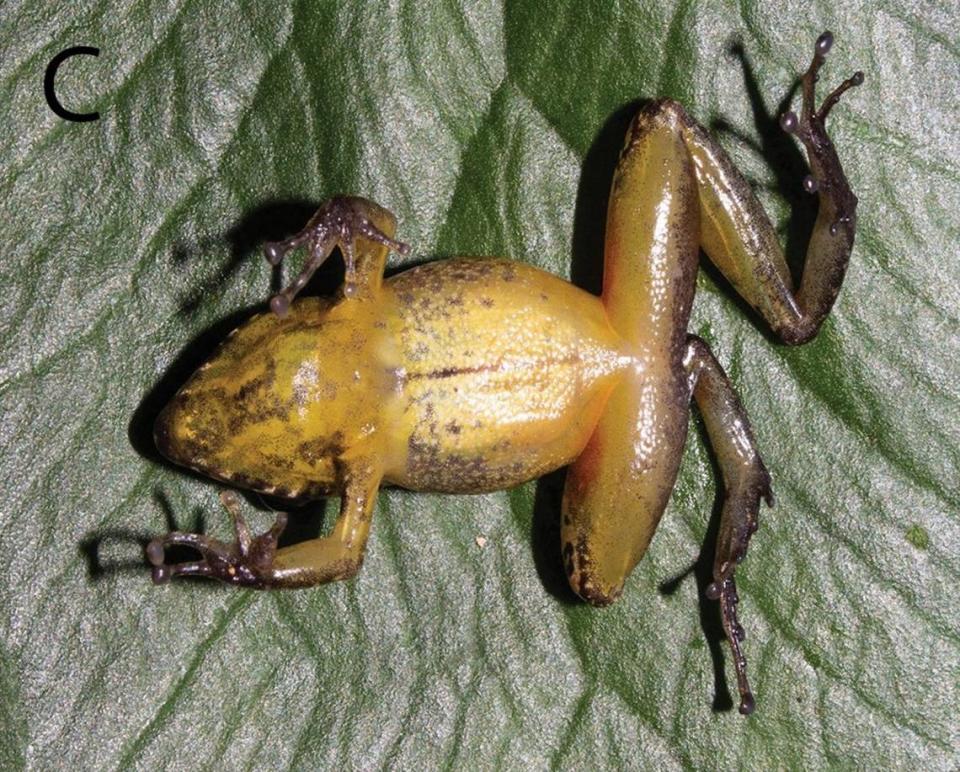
[682,30,863,344]
[561,31,854,717]
[147,460,383,588]
[262,196,410,317]
[683,335,773,715]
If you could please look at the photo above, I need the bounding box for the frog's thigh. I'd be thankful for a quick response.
[561,372,689,606]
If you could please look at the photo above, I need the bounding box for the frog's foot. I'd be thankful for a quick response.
[707,465,772,716]
[146,491,287,588]
[263,196,410,317]
[780,31,863,228]
[706,577,752,713]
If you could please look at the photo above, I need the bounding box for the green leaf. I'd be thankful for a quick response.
[2,2,958,768]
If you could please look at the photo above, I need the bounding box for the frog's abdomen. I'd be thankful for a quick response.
[384,258,628,493]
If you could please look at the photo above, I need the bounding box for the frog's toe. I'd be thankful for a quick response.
[707,575,755,715]
[806,31,864,123]
[781,31,864,141]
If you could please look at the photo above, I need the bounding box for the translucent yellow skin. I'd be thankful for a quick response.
[154,37,861,714]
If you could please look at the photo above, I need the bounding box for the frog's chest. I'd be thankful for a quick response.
[383,258,628,493]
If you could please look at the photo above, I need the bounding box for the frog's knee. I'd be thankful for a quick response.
[562,540,625,607]
[628,98,693,144]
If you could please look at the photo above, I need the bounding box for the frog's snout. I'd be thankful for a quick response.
[154,394,195,467]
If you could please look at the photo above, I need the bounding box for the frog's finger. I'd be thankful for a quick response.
[263,231,311,266]
[270,236,338,318]
[153,560,215,583]
[219,490,252,553]
[146,531,229,562]
[354,220,410,256]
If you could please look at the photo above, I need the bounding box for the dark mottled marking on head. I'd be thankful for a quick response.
[236,358,277,403]
[227,394,289,436]
[445,420,461,435]
[479,297,494,308]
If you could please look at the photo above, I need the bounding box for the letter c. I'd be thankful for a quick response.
[44,46,100,122]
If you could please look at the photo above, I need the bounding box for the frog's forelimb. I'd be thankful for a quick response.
[148,463,383,588]
[263,196,410,317]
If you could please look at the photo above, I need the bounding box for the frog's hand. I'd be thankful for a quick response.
[146,490,288,587]
[147,460,382,588]
[685,335,773,716]
[681,31,863,344]
[263,196,410,317]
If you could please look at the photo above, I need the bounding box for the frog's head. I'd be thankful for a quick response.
[154,298,370,500]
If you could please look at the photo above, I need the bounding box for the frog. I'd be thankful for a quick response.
[147,32,862,715]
